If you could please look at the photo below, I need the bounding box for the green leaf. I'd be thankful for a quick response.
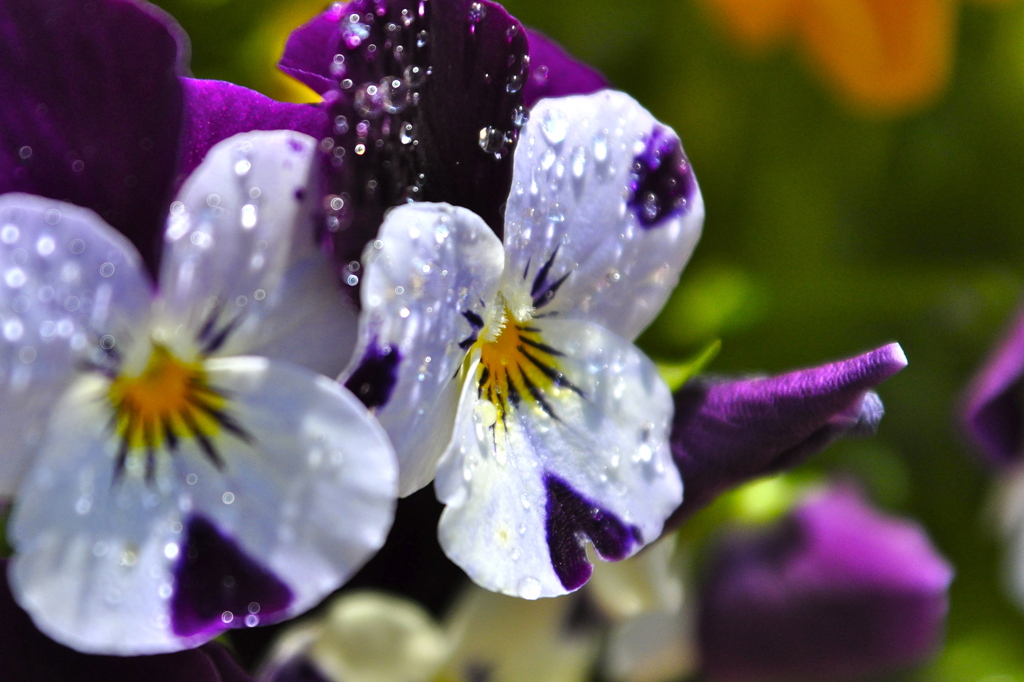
[657,339,722,391]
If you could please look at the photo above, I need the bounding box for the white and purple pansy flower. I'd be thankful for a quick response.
[0,131,398,654]
[342,89,703,598]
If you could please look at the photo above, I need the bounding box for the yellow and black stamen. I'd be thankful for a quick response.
[106,344,252,483]
[475,313,584,440]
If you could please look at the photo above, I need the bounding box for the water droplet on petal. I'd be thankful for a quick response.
[540,108,569,145]
[571,146,587,179]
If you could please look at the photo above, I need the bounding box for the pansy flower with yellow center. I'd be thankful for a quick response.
[343,90,703,598]
[0,130,398,654]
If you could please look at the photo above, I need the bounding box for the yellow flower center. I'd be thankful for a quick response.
[475,308,578,427]
[108,344,241,478]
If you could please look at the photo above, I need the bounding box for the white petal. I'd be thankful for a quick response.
[503,91,704,341]
[9,358,397,654]
[158,131,356,370]
[342,203,505,496]
[0,194,150,497]
[435,319,681,598]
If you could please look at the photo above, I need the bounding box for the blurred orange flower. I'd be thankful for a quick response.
[699,0,1015,114]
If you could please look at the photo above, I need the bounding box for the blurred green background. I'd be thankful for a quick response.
[150,0,1024,678]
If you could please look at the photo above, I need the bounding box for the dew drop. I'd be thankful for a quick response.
[3,319,23,342]
[234,159,252,175]
[69,238,85,254]
[0,225,19,244]
[186,473,198,485]
[473,400,498,427]
[404,64,427,88]
[478,126,507,156]
[511,104,529,129]
[4,268,26,288]
[468,1,486,23]
[99,262,115,277]
[222,491,235,505]
[540,108,569,145]
[221,611,234,624]
[517,577,542,600]
[571,146,587,179]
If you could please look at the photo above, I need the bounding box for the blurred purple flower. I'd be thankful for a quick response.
[0,559,253,682]
[0,0,328,273]
[277,0,606,282]
[698,485,952,682]
[668,343,908,527]
[964,305,1024,466]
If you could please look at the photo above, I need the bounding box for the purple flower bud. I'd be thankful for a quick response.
[698,486,952,682]
[667,343,907,526]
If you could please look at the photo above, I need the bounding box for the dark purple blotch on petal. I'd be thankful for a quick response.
[178,78,330,184]
[171,516,293,639]
[698,486,952,682]
[628,126,696,228]
[0,0,185,272]
[345,339,401,409]
[279,0,528,282]
[522,30,609,109]
[963,306,1024,466]
[0,559,253,681]
[544,473,642,591]
[668,343,907,528]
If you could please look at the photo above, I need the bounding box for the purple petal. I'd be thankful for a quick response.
[668,343,907,526]
[0,0,185,272]
[0,559,253,681]
[170,516,293,639]
[278,0,528,277]
[178,79,330,184]
[522,30,609,108]
[963,306,1024,466]
[698,486,952,681]
[279,3,348,96]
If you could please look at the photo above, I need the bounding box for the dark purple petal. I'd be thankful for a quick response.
[344,338,401,408]
[171,516,293,639]
[178,78,330,183]
[545,473,643,591]
[278,0,528,280]
[0,0,185,272]
[963,306,1024,466]
[668,343,907,527]
[279,4,347,96]
[698,486,952,682]
[0,559,253,681]
[522,30,609,108]
[628,125,698,228]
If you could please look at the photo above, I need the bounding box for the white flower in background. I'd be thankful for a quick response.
[261,584,597,682]
[0,131,398,654]
[343,90,704,598]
